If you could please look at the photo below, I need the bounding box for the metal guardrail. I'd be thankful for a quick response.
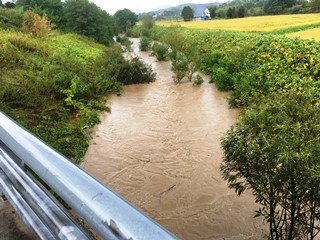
[0,111,178,240]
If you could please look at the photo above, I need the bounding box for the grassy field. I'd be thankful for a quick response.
[157,14,320,33]
[286,27,320,41]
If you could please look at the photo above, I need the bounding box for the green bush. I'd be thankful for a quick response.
[151,42,169,61]
[159,26,187,60]
[125,25,141,37]
[141,14,154,30]
[151,26,200,83]
[119,35,132,51]
[139,36,151,51]
[210,66,234,91]
[193,74,204,86]
[0,8,23,30]
[117,56,156,85]
[140,27,151,37]
[171,52,189,83]
[221,92,320,239]
[148,27,320,106]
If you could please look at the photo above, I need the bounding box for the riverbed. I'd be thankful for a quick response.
[81,38,266,240]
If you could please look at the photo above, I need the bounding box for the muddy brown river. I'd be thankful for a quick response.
[82,39,266,240]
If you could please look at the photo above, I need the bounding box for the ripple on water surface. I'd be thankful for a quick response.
[82,38,267,240]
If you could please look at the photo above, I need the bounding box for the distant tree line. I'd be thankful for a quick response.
[180,4,246,21]
[0,0,15,8]
[0,0,138,45]
[213,0,319,18]
[153,0,320,21]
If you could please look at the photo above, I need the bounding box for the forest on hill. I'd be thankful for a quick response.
[145,0,320,20]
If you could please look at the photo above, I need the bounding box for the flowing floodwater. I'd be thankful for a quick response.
[82,39,266,240]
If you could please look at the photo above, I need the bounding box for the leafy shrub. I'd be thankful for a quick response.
[221,92,320,239]
[171,52,189,83]
[0,8,23,30]
[125,25,141,37]
[92,44,156,85]
[141,14,154,30]
[139,36,151,51]
[151,42,169,61]
[158,26,187,60]
[140,27,151,37]
[77,107,100,130]
[23,10,53,38]
[117,56,156,85]
[33,118,89,163]
[210,66,234,91]
[119,35,132,51]
[199,52,222,72]
[193,74,204,86]
[152,26,200,83]
[171,51,198,83]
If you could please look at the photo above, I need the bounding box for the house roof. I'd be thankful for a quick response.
[193,6,208,17]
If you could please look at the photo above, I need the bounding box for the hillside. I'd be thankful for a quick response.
[0,30,121,162]
[220,0,267,8]
[142,2,223,19]
[146,0,318,20]
[148,2,223,14]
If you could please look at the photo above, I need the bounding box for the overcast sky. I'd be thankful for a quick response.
[90,0,226,15]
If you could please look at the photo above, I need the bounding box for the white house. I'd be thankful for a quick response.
[193,6,210,20]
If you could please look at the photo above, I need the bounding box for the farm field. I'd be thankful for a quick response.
[286,27,320,41]
[157,13,320,32]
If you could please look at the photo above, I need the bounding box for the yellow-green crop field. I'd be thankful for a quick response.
[286,27,320,41]
[157,14,320,32]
